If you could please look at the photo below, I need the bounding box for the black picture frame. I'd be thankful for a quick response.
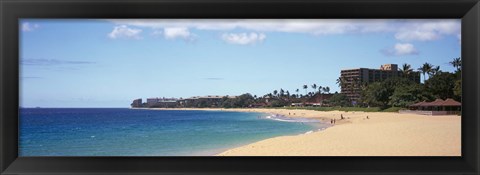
[1,0,479,174]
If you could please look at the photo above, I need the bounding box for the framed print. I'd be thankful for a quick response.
[1,0,479,174]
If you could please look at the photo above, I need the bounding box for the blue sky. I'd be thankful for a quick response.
[20,19,461,107]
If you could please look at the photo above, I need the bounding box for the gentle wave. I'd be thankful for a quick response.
[304,131,314,134]
[264,114,320,123]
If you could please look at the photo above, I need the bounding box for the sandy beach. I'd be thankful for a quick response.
[149,108,461,156]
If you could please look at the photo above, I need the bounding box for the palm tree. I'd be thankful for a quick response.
[418,62,433,82]
[336,77,346,88]
[311,84,317,95]
[336,77,347,95]
[450,57,462,71]
[295,89,300,98]
[303,85,308,96]
[273,90,278,97]
[323,86,330,94]
[286,91,290,99]
[400,63,413,78]
[429,66,441,76]
[352,77,361,95]
[352,77,360,87]
[279,88,285,97]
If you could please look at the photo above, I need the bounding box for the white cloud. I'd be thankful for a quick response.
[108,25,142,39]
[22,22,39,32]
[163,27,194,41]
[395,43,418,55]
[395,31,439,41]
[394,20,460,41]
[105,19,461,52]
[382,43,419,56]
[106,19,394,35]
[221,32,266,45]
[106,19,460,40]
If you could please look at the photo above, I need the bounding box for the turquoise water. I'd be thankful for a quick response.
[19,108,328,156]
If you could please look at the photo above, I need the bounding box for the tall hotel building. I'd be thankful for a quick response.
[340,64,420,103]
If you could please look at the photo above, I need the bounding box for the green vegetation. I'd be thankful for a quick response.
[360,59,461,109]
[179,82,334,108]
[220,94,255,108]
[325,93,351,107]
[140,58,461,113]
[361,77,431,109]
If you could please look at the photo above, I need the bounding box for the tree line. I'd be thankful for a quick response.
[181,83,333,108]
[147,58,461,109]
[331,58,461,109]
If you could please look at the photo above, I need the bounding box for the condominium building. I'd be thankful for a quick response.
[340,64,421,103]
[146,97,178,107]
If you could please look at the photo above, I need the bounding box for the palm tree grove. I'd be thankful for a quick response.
[135,58,461,112]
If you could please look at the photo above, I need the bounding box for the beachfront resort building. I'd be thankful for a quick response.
[401,98,461,115]
[304,93,334,107]
[340,64,421,103]
[132,95,238,108]
[146,97,179,108]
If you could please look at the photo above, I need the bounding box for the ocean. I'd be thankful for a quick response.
[19,108,328,156]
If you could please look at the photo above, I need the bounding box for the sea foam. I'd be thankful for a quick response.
[264,114,320,123]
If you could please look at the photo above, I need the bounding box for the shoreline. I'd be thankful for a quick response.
[136,107,461,156]
[138,107,351,125]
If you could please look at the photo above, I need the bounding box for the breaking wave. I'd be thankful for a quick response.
[264,114,320,123]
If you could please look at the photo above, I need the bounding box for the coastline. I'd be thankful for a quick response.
[141,107,461,156]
